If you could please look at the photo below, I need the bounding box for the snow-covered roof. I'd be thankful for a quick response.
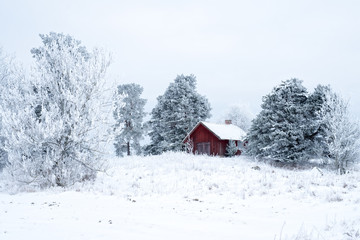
[185,121,246,141]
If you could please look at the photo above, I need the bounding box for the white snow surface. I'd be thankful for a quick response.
[200,121,246,140]
[1,152,360,240]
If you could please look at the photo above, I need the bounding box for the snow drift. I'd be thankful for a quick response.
[0,152,359,240]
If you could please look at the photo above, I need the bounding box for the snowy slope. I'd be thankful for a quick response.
[0,152,359,240]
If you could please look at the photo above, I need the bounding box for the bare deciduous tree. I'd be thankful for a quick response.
[324,93,360,174]
[0,33,111,187]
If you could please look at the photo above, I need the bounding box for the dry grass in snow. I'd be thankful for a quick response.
[0,152,359,239]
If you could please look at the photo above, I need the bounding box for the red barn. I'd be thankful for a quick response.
[183,121,246,156]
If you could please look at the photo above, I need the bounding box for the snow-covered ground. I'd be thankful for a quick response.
[1,152,360,240]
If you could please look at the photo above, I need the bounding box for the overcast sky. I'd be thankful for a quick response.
[1,0,360,120]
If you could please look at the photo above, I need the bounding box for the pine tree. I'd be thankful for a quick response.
[0,33,111,187]
[146,74,211,154]
[113,83,147,157]
[305,85,333,158]
[247,79,309,162]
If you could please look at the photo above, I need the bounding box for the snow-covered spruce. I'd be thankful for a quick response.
[146,74,211,155]
[113,83,147,157]
[0,33,111,187]
[247,79,309,162]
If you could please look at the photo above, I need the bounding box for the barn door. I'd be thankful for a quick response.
[219,142,223,156]
[205,142,210,155]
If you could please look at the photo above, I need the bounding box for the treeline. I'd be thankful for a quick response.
[112,74,211,156]
[0,32,211,187]
[0,32,358,189]
[247,79,360,174]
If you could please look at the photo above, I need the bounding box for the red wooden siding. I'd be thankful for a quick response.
[185,123,240,156]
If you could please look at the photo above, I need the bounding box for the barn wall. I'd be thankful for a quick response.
[184,123,245,156]
[189,124,224,156]
[219,140,229,156]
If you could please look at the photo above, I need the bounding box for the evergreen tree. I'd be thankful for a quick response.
[146,74,211,154]
[113,83,147,157]
[246,79,309,162]
[305,85,333,158]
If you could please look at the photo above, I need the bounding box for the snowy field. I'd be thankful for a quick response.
[1,152,360,240]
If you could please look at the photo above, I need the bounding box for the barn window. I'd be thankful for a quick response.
[197,142,210,155]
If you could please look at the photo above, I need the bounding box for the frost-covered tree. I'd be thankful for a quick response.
[304,85,360,172]
[305,85,333,158]
[226,140,238,157]
[0,48,11,170]
[0,33,111,187]
[113,83,146,157]
[322,93,360,174]
[184,135,194,153]
[146,74,211,155]
[246,79,309,162]
[222,104,253,131]
[247,78,360,168]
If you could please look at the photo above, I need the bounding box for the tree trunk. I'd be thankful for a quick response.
[127,142,130,156]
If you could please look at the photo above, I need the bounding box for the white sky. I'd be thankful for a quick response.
[1,0,360,120]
